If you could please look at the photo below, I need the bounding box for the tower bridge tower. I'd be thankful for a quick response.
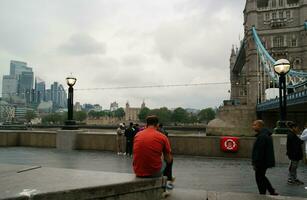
[216,0,307,134]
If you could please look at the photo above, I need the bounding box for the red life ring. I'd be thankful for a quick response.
[224,138,236,150]
[220,137,239,152]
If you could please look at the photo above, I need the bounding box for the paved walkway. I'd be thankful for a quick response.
[0,147,306,198]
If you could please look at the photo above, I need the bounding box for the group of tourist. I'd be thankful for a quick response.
[116,122,141,156]
[251,120,307,195]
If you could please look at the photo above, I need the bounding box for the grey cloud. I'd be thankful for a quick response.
[59,33,106,56]
[154,1,244,70]
[121,54,147,66]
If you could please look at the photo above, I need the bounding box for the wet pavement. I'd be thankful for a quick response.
[0,147,306,198]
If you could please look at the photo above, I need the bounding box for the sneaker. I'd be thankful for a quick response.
[270,191,279,196]
[166,182,174,190]
[171,176,176,182]
[288,179,296,185]
[162,190,171,198]
[294,179,304,185]
[117,152,120,155]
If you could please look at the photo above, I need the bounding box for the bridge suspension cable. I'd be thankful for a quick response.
[252,26,307,89]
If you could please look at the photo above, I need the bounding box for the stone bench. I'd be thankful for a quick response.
[0,164,164,200]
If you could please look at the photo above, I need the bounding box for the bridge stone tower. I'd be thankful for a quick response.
[214,0,307,134]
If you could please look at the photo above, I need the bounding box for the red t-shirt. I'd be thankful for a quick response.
[133,127,171,177]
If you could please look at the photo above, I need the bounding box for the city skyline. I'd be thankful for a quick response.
[0,0,245,109]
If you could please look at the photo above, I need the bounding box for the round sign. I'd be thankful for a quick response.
[224,138,237,150]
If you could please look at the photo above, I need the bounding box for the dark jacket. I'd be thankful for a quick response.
[252,128,275,168]
[124,127,135,140]
[287,131,303,161]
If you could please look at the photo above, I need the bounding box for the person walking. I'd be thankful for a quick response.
[286,121,304,185]
[116,123,125,155]
[300,122,307,158]
[251,120,278,195]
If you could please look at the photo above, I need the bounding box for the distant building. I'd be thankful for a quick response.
[74,102,82,111]
[124,101,146,122]
[18,71,34,103]
[93,104,102,112]
[0,100,15,123]
[110,101,119,111]
[50,82,67,110]
[14,106,28,122]
[10,60,31,77]
[9,60,33,99]
[45,89,51,102]
[83,104,95,112]
[2,75,18,101]
[51,82,58,105]
[57,84,67,108]
[35,78,46,103]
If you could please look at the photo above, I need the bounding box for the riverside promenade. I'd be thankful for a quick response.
[0,147,306,199]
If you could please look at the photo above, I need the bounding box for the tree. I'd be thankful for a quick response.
[88,110,99,118]
[155,107,172,124]
[42,113,65,124]
[198,108,216,123]
[114,107,125,119]
[171,107,189,123]
[138,107,150,122]
[74,111,87,122]
[25,110,36,123]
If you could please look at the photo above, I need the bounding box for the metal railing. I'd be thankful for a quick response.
[256,89,307,111]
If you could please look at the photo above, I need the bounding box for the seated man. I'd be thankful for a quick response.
[133,115,173,180]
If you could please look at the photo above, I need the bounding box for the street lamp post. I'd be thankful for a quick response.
[63,75,77,130]
[273,59,291,134]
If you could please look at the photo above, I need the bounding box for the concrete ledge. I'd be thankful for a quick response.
[0,164,164,200]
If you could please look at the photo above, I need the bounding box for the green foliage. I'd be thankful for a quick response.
[74,111,87,122]
[42,113,65,124]
[138,107,150,122]
[171,107,189,123]
[198,108,216,123]
[152,107,172,124]
[114,107,125,118]
[88,108,125,119]
[25,110,37,123]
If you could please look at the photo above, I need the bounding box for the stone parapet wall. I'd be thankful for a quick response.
[0,131,56,147]
[0,131,290,163]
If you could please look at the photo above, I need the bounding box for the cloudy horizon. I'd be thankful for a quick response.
[0,0,245,109]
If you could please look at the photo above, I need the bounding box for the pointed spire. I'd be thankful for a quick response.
[231,45,236,57]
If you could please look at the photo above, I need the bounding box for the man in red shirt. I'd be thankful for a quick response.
[133,115,172,177]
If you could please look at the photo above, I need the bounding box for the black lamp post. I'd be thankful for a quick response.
[63,75,77,130]
[273,59,290,133]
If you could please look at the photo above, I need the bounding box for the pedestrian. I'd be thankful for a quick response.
[158,123,175,189]
[286,121,304,185]
[251,120,278,195]
[116,123,125,155]
[300,122,307,152]
[133,115,172,178]
[124,122,135,156]
[158,123,168,137]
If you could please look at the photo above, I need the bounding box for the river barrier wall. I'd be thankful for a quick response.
[0,130,292,164]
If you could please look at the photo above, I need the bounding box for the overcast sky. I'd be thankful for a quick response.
[0,0,245,109]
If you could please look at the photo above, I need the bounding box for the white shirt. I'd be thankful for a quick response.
[300,128,307,141]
